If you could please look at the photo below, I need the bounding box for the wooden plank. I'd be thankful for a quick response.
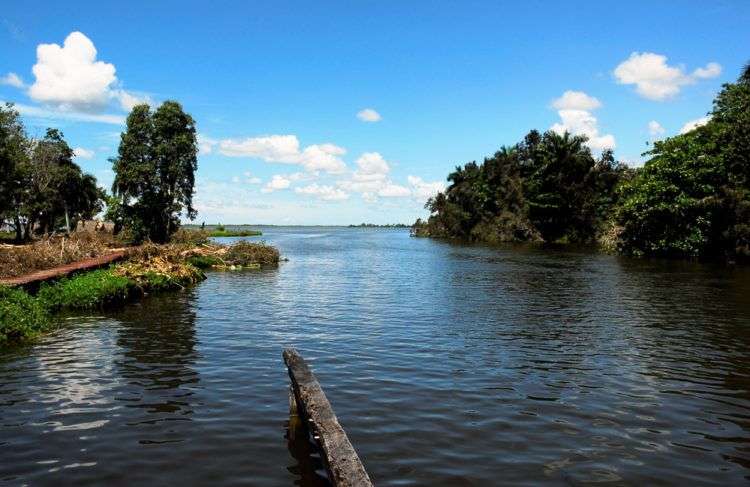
[0,250,127,287]
[283,348,374,487]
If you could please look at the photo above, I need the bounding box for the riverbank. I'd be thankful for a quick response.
[0,231,279,346]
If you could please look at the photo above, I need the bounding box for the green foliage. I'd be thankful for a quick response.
[0,285,51,345]
[37,270,134,310]
[616,63,750,260]
[186,254,223,269]
[111,101,198,243]
[0,106,103,240]
[208,229,262,237]
[417,131,630,244]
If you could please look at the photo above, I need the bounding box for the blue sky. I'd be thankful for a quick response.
[1,1,749,224]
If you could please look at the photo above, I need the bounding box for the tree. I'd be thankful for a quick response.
[112,101,198,243]
[0,104,29,239]
[415,129,626,244]
[616,61,750,260]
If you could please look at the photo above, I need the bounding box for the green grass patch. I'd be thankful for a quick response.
[0,286,52,346]
[186,254,223,269]
[208,229,262,237]
[37,269,135,311]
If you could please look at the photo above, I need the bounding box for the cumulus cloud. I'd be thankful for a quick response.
[295,183,350,201]
[679,116,711,134]
[1,72,24,88]
[27,31,145,113]
[73,147,94,159]
[551,90,601,111]
[550,91,615,151]
[352,152,390,182]
[197,134,218,155]
[614,52,722,101]
[1,100,124,125]
[356,108,382,122]
[377,183,411,198]
[261,174,292,193]
[218,135,346,174]
[648,120,665,139]
[408,175,445,201]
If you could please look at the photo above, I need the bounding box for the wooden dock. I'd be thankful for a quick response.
[283,348,373,487]
[0,250,127,288]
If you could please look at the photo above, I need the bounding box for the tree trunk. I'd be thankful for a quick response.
[13,214,23,242]
[64,205,71,234]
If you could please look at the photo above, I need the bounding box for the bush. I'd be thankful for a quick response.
[37,270,134,311]
[186,254,223,269]
[224,241,280,267]
[0,286,51,345]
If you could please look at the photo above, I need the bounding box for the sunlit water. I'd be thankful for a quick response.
[2,227,750,485]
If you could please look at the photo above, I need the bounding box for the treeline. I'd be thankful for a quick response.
[414,63,750,261]
[0,105,103,241]
[0,101,198,244]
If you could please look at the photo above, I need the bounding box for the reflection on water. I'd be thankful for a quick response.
[2,227,750,485]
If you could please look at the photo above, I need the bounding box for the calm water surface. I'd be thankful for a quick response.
[2,227,750,485]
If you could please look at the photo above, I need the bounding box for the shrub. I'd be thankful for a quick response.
[224,241,280,267]
[186,254,223,269]
[0,286,51,345]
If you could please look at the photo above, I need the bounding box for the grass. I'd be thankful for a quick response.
[37,269,134,311]
[0,285,51,345]
[208,229,262,237]
[0,229,279,346]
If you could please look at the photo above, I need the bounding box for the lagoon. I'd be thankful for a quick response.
[2,227,750,485]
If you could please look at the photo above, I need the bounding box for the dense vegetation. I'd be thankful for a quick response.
[110,101,199,243]
[414,131,631,244]
[0,104,103,241]
[415,63,750,261]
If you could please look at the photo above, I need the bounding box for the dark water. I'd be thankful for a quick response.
[2,227,750,486]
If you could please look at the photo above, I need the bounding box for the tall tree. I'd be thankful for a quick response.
[112,101,198,242]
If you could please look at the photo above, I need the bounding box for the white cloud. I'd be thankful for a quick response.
[115,89,151,111]
[408,175,445,201]
[551,90,601,111]
[693,62,722,79]
[220,134,300,161]
[353,152,390,181]
[261,174,291,193]
[679,116,711,134]
[28,31,144,113]
[299,143,347,173]
[648,120,665,139]
[550,91,615,151]
[198,134,218,155]
[1,72,24,88]
[73,147,94,159]
[356,108,382,122]
[2,100,125,125]
[218,135,346,174]
[614,52,722,101]
[295,183,350,201]
[377,182,411,198]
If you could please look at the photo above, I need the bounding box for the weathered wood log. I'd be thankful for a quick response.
[283,348,373,487]
[0,250,127,288]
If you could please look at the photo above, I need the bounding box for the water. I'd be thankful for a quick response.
[2,227,750,486]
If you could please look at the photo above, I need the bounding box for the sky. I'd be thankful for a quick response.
[1,1,749,225]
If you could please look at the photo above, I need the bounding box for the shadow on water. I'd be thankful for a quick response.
[111,290,200,432]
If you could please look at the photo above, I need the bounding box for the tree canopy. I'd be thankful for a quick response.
[0,104,104,241]
[111,101,198,243]
[415,61,750,262]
